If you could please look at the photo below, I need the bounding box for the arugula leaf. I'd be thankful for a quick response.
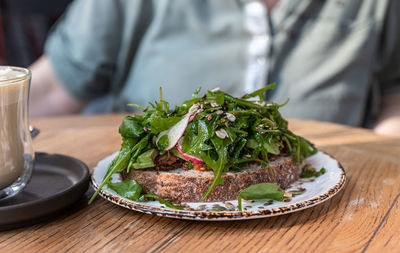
[107,179,185,210]
[225,94,272,110]
[244,83,276,100]
[182,120,211,155]
[127,103,148,111]
[130,149,158,169]
[206,90,225,105]
[263,136,281,155]
[89,135,150,204]
[246,138,258,149]
[146,113,181,134]
[119,116,145,138]
[298,136,318,158]
[231,138,247,159]
[104,137,136,180]
[108,179,142,200]
[201,136,230,199]
[238,183,285,211]
[233,114,251,130]
[127,135,151,171]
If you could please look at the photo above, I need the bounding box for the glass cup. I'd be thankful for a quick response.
[0,66,34,200]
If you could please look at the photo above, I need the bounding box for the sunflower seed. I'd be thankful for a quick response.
[283,197,292,202]
[195,205,206,211]
[289,183,303,188]
[284,192,293,198]
[226,113,236,122]
[299,178,315,183]
[209,205,227,212]
[264,200,274,206]
[225,202,235,211]
[288,190,306,196]
[216,129,229,139]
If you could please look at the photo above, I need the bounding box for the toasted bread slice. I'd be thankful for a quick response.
[121,156,299,202]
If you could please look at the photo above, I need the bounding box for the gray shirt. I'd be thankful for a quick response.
[45,0,400,127]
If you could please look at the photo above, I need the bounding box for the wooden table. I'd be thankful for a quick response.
[1,114,400,252]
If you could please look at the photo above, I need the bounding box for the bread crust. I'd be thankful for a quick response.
[122,156,299,202]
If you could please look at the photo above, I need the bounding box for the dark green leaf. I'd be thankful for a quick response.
[201,136,230,199]
[298,136,318,158]
[89,135,149,204]
[108,180,142,200]
[231,138,247,159]
[104,137,136,180]
[244,83,276,100]
[131,149,158,169]
[238,183,285,211]
[127,135,151,171]
[149,116,181,134]
[263,137,281,155]
[206,90,225,105]
[119,116,144,138]
[182,120,211,155]
[246,138,258,149]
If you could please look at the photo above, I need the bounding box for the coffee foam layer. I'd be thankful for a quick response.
[0,68,26,82]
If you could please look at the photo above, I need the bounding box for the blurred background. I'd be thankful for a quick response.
[0,0,71,67]
[1,0,399,138]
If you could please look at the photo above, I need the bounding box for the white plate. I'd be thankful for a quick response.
[91,151,346,221]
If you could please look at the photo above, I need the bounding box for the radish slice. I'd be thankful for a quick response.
[177,143,204,164]
[156,104,199,151]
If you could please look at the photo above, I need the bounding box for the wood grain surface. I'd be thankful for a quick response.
[1,114,400,253]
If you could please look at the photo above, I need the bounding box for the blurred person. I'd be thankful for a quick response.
[29,0,400,137]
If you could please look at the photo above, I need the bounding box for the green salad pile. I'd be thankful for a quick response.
[89,85,317,206]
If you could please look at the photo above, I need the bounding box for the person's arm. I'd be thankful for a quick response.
[372,0,400,138]
[373,94,400,138]
[29,55,85,117]
[29,0,136,117]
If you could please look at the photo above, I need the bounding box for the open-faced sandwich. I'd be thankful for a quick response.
[89,85,318,209]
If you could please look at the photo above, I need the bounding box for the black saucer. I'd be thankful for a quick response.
[0,152,90,230]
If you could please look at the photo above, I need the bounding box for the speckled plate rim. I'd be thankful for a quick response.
[91,151,346,221]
